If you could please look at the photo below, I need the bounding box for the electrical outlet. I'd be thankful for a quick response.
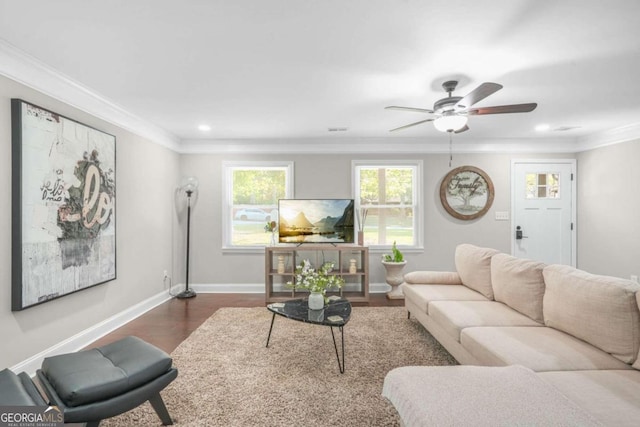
[631,275,639,284]
[163,270,169,280]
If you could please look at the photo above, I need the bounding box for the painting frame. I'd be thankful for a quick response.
[439,165,494,220]
[11,99,117,311]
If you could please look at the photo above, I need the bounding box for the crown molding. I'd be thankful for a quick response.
[2,38,638,155]
[577,122,640,152]
[179,136,584,155]
[0,39,181,151]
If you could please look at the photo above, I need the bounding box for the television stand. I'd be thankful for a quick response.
[265,244,369,303]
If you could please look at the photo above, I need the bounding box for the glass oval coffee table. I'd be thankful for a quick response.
[266,297,352,373]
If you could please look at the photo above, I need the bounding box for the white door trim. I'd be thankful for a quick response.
[510,159,577,266]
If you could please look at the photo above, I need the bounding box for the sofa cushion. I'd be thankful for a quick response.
[454,244,499,300]
[538,370,640,427]
[460,326,632,372]
[543,264,640,364]
[429,301,542,342]
[491,253,546,323]
[382,365,600,427]
[402,283,488,314]
[404,270,462,285]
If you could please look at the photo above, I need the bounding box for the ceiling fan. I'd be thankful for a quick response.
[385,80,537,133]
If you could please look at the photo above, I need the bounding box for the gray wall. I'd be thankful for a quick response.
[3,71,636,369]
[181,151,574,286]
[577,139,640,279]
[0,75,180,368]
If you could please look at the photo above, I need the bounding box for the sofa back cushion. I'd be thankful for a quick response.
[454,244,499,300]
[634,292,640,370]
[543,264,640,364]
[491,253,546,323]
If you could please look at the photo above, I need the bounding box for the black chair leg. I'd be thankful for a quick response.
[149,393,173,425]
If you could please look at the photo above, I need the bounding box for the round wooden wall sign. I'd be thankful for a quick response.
[440,166,494,220]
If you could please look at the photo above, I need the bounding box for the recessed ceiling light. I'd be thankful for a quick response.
[535,124,550,132]
[198,124,211,131]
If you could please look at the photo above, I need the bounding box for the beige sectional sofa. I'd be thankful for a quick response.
[383,244,640,426]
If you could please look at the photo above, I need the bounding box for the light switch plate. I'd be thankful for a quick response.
[495,211,509,221]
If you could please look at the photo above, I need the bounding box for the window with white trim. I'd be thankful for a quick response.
[223,161,293,248]
[353,160,422,248]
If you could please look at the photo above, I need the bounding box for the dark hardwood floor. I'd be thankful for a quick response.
[89,293,404,353]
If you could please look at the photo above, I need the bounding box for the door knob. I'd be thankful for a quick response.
[516,226,528,240]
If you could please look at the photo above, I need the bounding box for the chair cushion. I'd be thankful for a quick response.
[454,244,499,300]
[402,283,488,315]
[491,253,546,323]
[41,336,173,407]
[543,264,640,364]
[0,369,46,406]
[461,326,632,372]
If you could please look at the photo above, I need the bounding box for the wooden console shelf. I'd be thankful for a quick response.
[265,244,369,303]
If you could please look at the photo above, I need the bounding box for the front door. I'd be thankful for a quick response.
[511,160,576,266]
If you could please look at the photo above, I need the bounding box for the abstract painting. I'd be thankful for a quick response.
[11,99,116,310]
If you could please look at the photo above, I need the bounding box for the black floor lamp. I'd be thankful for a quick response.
[177,177,198,299]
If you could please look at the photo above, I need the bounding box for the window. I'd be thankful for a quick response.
[352,160,422,248]
[223,161,293,249]
[526,173,560,199]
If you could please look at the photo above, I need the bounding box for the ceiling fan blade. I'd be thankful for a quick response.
[385,106,434,114]
[467,103,538,115]
[455,82,503,110]
[389,118,435,132]
[454,124,469,134]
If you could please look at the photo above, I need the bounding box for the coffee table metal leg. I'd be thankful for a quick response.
[330,326,345,373]
[266,312,276,348]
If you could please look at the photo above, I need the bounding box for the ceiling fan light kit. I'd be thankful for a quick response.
[434,114,468,132]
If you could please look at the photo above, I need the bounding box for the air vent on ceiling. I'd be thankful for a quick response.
[553,126,581,132]
[328,127,348,132]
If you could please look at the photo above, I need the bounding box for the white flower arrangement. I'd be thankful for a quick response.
[286,259,345,294]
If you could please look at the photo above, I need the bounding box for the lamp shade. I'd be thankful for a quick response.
[181,176,199,193]
[434,114,468,132]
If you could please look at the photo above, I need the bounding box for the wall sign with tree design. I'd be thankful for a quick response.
[440,166,494,220]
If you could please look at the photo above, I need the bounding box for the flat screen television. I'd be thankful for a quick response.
[278,199,355,244]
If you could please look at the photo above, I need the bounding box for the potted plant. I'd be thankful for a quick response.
[381,241,407,299]
[287,259,345,309]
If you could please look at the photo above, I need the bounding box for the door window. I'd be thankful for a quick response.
[525,173,559,199]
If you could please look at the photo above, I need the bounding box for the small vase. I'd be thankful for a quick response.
[349,259,357,274]
[277,255,285,274]
[308,292,324,310]
[269,232,276,246]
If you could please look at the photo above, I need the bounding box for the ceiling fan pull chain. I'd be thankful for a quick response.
[448,131,453,167]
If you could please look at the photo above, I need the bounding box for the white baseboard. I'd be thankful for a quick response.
[11,289,174,377]
[12,282,393,376]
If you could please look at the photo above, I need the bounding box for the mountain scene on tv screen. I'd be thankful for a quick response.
[279,200,354,243]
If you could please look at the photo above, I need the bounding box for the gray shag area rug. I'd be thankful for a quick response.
[102,306,457,426]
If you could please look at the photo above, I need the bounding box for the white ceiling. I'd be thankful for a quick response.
[1,0,640,151]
